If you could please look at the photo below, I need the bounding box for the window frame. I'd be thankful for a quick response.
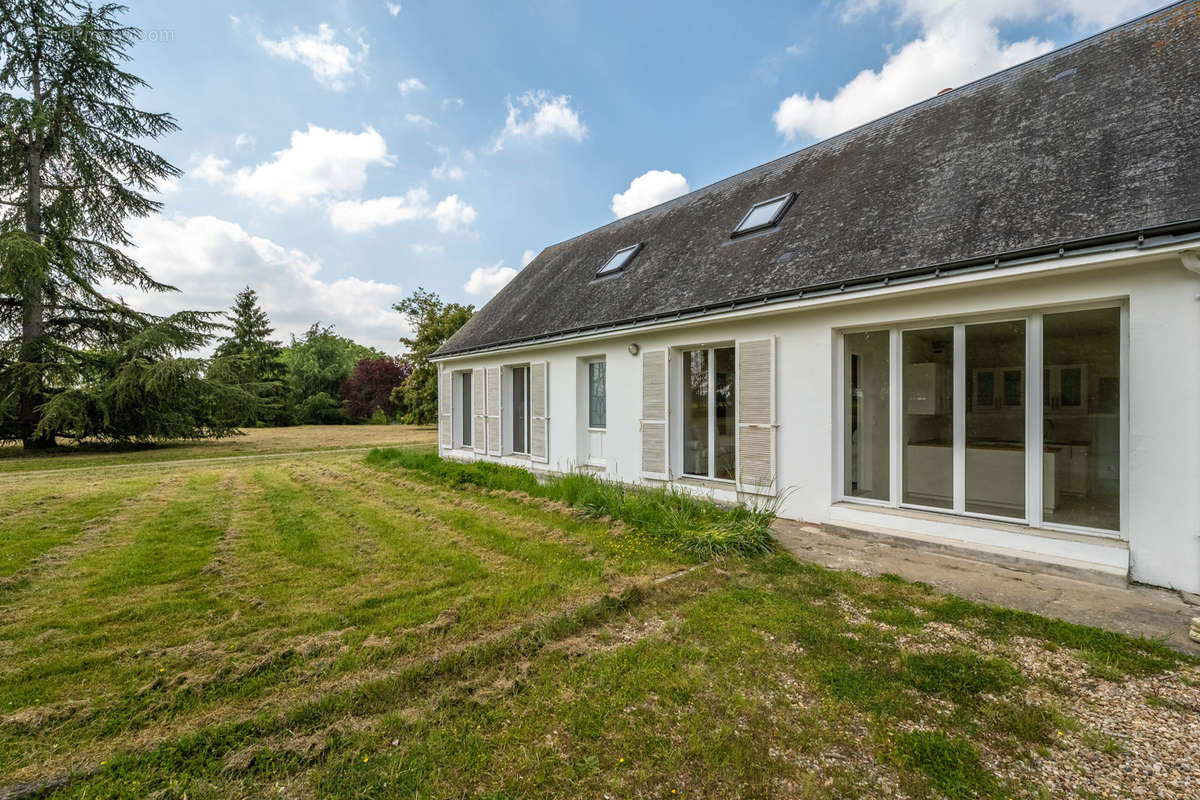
[678,344,737,482]
[731,192,795,237]
[595,243,643,278]
[509,364,532,456]
[457,370,473,449]
[834,300,1128,539]
[587,359,607,430]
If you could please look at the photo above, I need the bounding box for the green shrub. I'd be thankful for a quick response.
[365,449,778,559]
[366,408,389,426]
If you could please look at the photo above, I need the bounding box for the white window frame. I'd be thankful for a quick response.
[454,369,473,450]
[833,299,1128,539]
[677,343,736,483]
[585,358,607,467]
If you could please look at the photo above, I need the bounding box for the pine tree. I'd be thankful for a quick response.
[212,287,287,425]
[0,1,247,446]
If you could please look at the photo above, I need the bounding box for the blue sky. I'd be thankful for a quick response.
[117,0,1160,353]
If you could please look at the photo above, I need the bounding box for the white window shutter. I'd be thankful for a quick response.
[737,337,777,495]
[472,367,486,454]
[439,367,452,450]
[640,349,670,479]
[486,366,502,455]
[530,361,549,462]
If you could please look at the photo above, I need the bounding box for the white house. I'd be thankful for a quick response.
[432,4,1200,593]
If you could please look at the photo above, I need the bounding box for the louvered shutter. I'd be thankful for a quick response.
[737,337,777,495]
[486,366,502,455]
[472,367,486,454]
[640,349,669,479]
[439,367,452,450]
[530,361,549,463]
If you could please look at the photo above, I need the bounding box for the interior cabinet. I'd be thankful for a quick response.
[971,366,1023,411]
[1044,365,1088,414]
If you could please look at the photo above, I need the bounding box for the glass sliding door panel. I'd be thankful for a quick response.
[512,367,528,454]
[965,321,1026,517]
[902,327,954,508]
[844,330,890,500]
[682,350,709,476]
[1043,308,1120,531]
[460,372,472,447]
[713,347,736,480]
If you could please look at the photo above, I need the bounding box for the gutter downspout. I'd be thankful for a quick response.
[1184,251,1200,641]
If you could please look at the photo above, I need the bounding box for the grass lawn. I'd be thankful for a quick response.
[1,430,1196,798]
[0,425,436,474]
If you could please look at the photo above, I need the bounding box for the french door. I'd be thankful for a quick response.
[842,305,1123,535]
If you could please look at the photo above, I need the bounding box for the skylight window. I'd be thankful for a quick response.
[596,243,642,277]
[732,192,795,237]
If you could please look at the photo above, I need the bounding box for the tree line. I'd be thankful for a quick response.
[0,1,470,448]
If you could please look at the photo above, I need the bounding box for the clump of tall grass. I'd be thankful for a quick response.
[365,449,779,559]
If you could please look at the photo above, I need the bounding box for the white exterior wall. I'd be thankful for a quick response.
[438,252,1200,592]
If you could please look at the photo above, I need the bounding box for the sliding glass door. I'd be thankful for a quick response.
[842,305,1122,535]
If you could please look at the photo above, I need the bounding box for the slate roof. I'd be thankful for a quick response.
[437,2,1200,358]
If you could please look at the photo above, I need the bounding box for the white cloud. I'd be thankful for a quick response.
[431,148,467,182]
[521,249,537,267]
[411,243,444,256]
[257,24,368,92]
[773,0,1157,141]
[493,90,587,151]
[405,113,435,127]
[431,195,477,233]
[328,189,432,233]
[195,125,392,209]
[398,77,426,95]
[442,97,464,108]
[611,170,690,218]
[121,214,406,354]
[464,261,518,297]
[327,190,477,234]
[386,2,402,16]
[233,132,256,151]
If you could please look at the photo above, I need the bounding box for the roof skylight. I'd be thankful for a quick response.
[596,243,642,277]
[732,192,795,237]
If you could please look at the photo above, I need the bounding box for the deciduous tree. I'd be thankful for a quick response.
[392,288,472,424]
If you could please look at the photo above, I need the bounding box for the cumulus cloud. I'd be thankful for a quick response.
[464,261,519,297]
[194,125,392,209]
[521,249,537,267]
[611,170,690,218]
[773,0,1157,141]
[327,191,477,234]
[493,90,587,151]
[431,148,467,182]
[398,77,426,95]
[257,24,368,92]
[121,214,406,353]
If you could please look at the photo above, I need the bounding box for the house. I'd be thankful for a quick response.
[432,3,1200,594]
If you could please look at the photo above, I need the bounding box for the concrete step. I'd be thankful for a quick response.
[818,507,1129,587]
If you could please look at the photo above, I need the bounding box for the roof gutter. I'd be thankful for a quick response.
[434,218,1200,361]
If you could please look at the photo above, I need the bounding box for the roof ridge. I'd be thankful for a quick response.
[539,0,1194,252]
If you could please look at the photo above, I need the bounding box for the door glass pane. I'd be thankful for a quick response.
[512,367,527,453]
[588,361,606,428]
[965,321,1026,517]
[714,347,736,480]
[461,372,472,447]
[1043,308,1120,531]
[844,331,890,500]
[683,350,709,476]
[903,327,954,508]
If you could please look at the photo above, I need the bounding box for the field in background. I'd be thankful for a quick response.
[0,425,436,473]
[0,428,1195,798]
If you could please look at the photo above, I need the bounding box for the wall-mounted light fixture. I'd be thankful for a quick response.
[627,343,640,356]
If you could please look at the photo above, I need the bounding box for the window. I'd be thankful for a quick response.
[841,304,1123,534]
[460,371,472,448]
[732,193,794,237]
[588,361,606,428]
[511,366,531,454]
[596,243,642,277]
[682,346,736,480]
[844,330,889,500]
